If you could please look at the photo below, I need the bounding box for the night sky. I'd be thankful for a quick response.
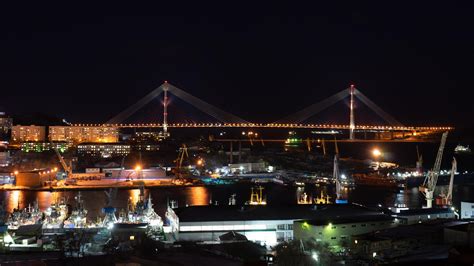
[1,2,473,127]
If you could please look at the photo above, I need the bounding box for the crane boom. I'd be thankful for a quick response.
[334,155,341,199]
[446,157,456,204]
[420,131,448,208]
[53,147,72,177]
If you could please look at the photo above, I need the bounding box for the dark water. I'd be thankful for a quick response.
[1,183,473,221]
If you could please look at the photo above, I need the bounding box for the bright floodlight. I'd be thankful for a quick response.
[135,165,142,171]
[372,148,382,157]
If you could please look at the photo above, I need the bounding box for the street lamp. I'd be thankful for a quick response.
[372,148,382,158]
[134,164,142,179]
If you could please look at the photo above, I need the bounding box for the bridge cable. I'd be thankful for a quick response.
[167,83,249,123]
[354,89,404,127]
[106,85,164,124]
[275,89,349,123]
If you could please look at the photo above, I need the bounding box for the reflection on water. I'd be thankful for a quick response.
[128,189,141,205]
[37,191,52,211]
[6,190,22,212]
[0,183,472,220]
[187,186,209,206]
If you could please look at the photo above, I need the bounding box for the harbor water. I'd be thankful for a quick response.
[1,183,474,221]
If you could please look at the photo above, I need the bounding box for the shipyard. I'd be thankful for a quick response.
[1,82,474,265]
[2,2,474,265]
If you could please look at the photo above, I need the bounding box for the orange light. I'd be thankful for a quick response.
[135,165,142,171]
[14,170,19,175]
[197,159,203,166]
[372,148,382,157]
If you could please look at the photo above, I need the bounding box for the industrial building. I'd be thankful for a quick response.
[77,143,130,158]
[174,203,390,247]
[11,125,46,142]
[49,126,119,143]
[14,170,56,187]
[228,162,268,174]
[444,221,474,249]
[352,219,455,261]
[393,208,455,225]
[293,206,396,247]
[460,201,474,219]
[103,168,166,179]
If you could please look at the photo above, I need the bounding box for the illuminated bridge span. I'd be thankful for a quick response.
[77,81,453,138]
[71,122,452,132]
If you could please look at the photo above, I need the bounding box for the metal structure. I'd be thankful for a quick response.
[334,155,341,199]
[91,82,453,139]
[416,145,423,175]
[349,85,355,140]
[446,157,456,206]
[162,85,169,138]
[53,147,72,177]
[175,144,189,171]
[333,154,348,204]
[438,157,456,206]
[420,131,449,208]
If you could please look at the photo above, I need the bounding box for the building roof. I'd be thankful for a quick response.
[396,208,454,216]
[298,214,394,226]
[175,203,387,223]
[445,222,474,232]
[355,219,454,241]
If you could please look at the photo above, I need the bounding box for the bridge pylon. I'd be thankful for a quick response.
[349,84,355,140]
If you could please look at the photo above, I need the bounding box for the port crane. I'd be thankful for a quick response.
[53,146,77,185]
[175,144,189,171]
[420,131,448,208]
[437,157,456,206]
[172,144,189,182]
[416,145,423,175]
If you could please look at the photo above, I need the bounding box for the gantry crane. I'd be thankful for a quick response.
[419,131,448,208]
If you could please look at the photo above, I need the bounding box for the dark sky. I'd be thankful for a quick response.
[0,2,473,127]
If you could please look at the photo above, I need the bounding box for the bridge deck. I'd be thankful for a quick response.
[71,123,452,132]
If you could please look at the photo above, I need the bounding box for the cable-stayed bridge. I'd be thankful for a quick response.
[72,82,452,140]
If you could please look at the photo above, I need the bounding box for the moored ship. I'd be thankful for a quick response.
[352,172,398,188]
[454,144,472,154]
[115,186,163,229]
[7,200,43,230]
